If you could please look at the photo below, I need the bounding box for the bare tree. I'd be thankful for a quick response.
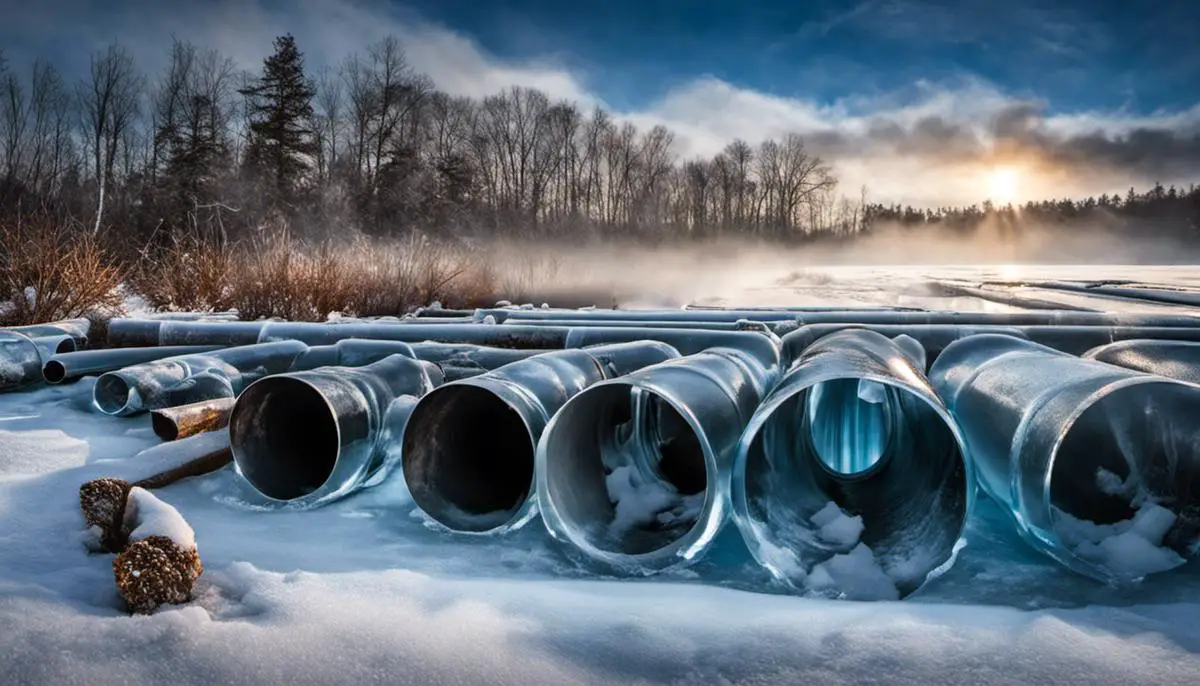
[78,43,144,233]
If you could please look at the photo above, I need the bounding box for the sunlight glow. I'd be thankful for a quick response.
[987,167,1021,205]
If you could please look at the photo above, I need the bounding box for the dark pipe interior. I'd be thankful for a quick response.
[1050,382,1200,552]
[151,413,180,441]
[742,379,965,596]
[230,378,340,500]
[402,385,535,531]
[54,338,75,354]
[43,360,66,384]
[94,375,132,414]
[541,383,708,556]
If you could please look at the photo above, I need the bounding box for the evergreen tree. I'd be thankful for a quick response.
[238,34,317,205]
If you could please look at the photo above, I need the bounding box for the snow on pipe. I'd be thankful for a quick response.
[230,355,445,508]
[151,397,237,441]
[401,342,682,534]
[930,334,1200,583]
[731,329,969,601]
[42,345,226,384]
[781,324,1200,369]
[1,317,91,347]
[1083,339,1200,385]
[536,345,778,574]
[93,341,312,417]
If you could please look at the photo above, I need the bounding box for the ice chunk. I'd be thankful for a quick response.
[857,379,887,404]
[1054,503,1186,579]
[809,501,865,548]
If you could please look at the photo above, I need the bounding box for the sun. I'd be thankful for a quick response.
[987,167,1021,205]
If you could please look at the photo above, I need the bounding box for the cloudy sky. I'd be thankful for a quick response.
[2,0,1198,207]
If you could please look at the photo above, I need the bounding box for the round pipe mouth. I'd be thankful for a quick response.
[94,374,134,415]
[151,412,181,441]
[402,384,537,533]
[43,360,67,384]
[734,373,969,600]
[1042,378,1200,581]
[54,338,76,354]
[537,380,719,572]
[229,377,341,501]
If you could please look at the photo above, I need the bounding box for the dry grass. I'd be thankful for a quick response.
[131,230,496,321]
[0,212,126,326]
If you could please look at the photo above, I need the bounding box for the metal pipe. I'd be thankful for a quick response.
[286,339,417,371]
[930,334,1200,583]
[789,310,1200,328]
[151,397,237,441]
[31,334,75,357]
[2,317,90,347]
[782,324,1200,369]
[229,355,445,508]
[536,345,776,574]
[257,321,571,348]
[731,329,970,600]
[109,319,269,348]
[401,342,681,535]
[476,308,805,324]
[0,331,46,392]
[42,345,225,384]
[1083,340,1200,385]
[93,341,310,416]
[563,328,781,372]
[502,318,748,330]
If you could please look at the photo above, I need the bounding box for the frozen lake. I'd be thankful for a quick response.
[2,265,1199,685]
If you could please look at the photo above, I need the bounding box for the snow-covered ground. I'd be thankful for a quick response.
[3,265,1200,685]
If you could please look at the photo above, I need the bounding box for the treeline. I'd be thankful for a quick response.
[0,35,853,249]
[865,184,1200,238]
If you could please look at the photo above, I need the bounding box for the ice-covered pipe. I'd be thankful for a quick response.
[536,345,777,574]
[42,345,225,384]
[107,319,268,348]
[731,329,970,600]
[0,331,47,392]
[257,321,571,348]
[782,324,1200,369]
[477,308,805,324]
[563,328,781,370]
[788,310,1200,328]
[93,341,310,416]
[32,334,76,357]
[2,317,90,347]
[402,342,681,534]
[230,355,445,508]
[286,339,417,371]
[1083,340,1200,385]
[930,334,1200,583]
[500,318,748,330]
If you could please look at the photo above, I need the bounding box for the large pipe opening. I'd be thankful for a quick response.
[1047,381,1200,579]
[229,378,340,501]
[402,386,536,532]
[540,383,710,560]
[739,378,966,599]
[94,375,133,415]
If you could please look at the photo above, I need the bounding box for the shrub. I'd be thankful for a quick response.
[0,212,125,326]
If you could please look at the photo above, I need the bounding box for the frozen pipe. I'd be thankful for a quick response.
[536,344,777,574]
[1083,340,1200,385]
[0,331,48,392]
[151,397,237,441]
[2,317,90,347]
[788,310,1200,328]
[286,339,417,371]
[563,328,781,372]
[731,329,970,600]
[501,318,747,330]
[42,345,225,384]
[229,355,445,508]
[257,321,572,348]
[683,304,927,312]
[930,334,1200,583]
[107,319,269,348]
[782,324,1200,369]
[93,341,311,416]
[477,308,805,324]
[402,342,681,534]
[32,334,77,357]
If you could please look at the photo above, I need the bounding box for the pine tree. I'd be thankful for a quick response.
[239,34,317,205]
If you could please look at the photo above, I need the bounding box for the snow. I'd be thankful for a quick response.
[1054,505,1187,579]
[1,265,1200,684]
[810,501,866,548]
[122,486,197,552]
[806,543,901,601]
[604,464,704,537]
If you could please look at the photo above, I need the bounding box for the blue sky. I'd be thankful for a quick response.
[396,0,1199,114]
[2,0,1198,206]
